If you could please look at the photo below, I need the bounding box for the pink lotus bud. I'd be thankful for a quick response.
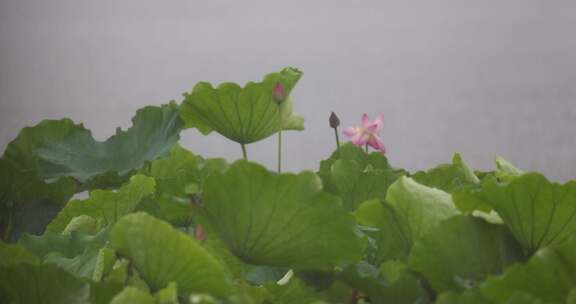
[272,83,286,104]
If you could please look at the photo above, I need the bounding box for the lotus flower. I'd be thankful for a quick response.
[343,114,386,154]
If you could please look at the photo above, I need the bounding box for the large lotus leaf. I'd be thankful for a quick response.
[337,261,428,304]
[457,172,576,254]
[45,249,101,280]
[436,291,492,304]
[245,266,289,285]
[0,158,76,204]
[264,278,328,304]
[89,259,130,304]
[63,214,99,235]
[47,175,155,232]
[1,198,64,242]
[196,207,289,287]
[318,143,404,194]
[480,237,576,303]
[154,282,178,304]
[137,145,200,226]
[354,200,411,263]
[409,215,524,293]
[453,157,524,215]
[92,247,116,282]
[193,213,253,280]
[138,146,230,226]
[385,176,459,246]
[109,287,155,304]
[354,177,459,264]
[0,263,90,304]
[181,67,304,144]
[19,228,109,279]
[110,212,229,297]
[3,103,183,187]
[19,229,106,259]
[568,288,576,304]
[495,155,524,179]
[328,159,403,211]
[412,153,479,193]
[42,235,112,281]
[0,241,39,267]
[202,160,362,270]
[0,158,76,241]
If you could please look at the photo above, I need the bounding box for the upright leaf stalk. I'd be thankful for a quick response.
[273,82,287,173]
[240,143,248,160]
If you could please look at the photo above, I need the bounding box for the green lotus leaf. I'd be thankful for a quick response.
[409,215,523,293]
[92,247,116,282]
[264,277,328,304]
[89,281,125,304]
[329,159,403,211]
[354,177,459,264]
[354,200,411,264]
[110,212,229,297]
[568,288,576,304]
[137,145,200,226]
[0,158,76,241]
[0,263,90,304]
[63,214,99,235]
[19,227,109,279]
[496,155,524,175]
[48,175,155,232]
[19,229,107,260]
[337,261,428,304]
[436,291,492,304]
[481,237,576,303]
[385,176,458,246]
[355,177,458,265]
[137,145,230,226]
[202,160,362,269]
[155,282,178,304]
[110,286,155,304]
[452,156,524,215]
[44,249,101,280]
[180,67,304,144]
[318,143,404,194]
[457,172,576,254]
[412,153,479,193]
[3,103,183,188]
[0,241,39,267]
[193,213,252,280]
[245,266,289,285]
[88,258,131,304]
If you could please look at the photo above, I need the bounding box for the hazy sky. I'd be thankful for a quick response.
[1,0,575,180]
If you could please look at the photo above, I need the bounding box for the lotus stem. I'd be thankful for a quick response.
[241,143,248,160]
[277,130,282,173]
[277,106,283,173]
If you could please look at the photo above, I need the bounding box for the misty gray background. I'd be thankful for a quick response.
[1,1,575,181]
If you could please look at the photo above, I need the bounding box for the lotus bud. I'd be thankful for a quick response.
[272,82,287,104]
[329,112,340,128]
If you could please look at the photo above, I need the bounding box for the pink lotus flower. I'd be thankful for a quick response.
[343,114,386,154]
